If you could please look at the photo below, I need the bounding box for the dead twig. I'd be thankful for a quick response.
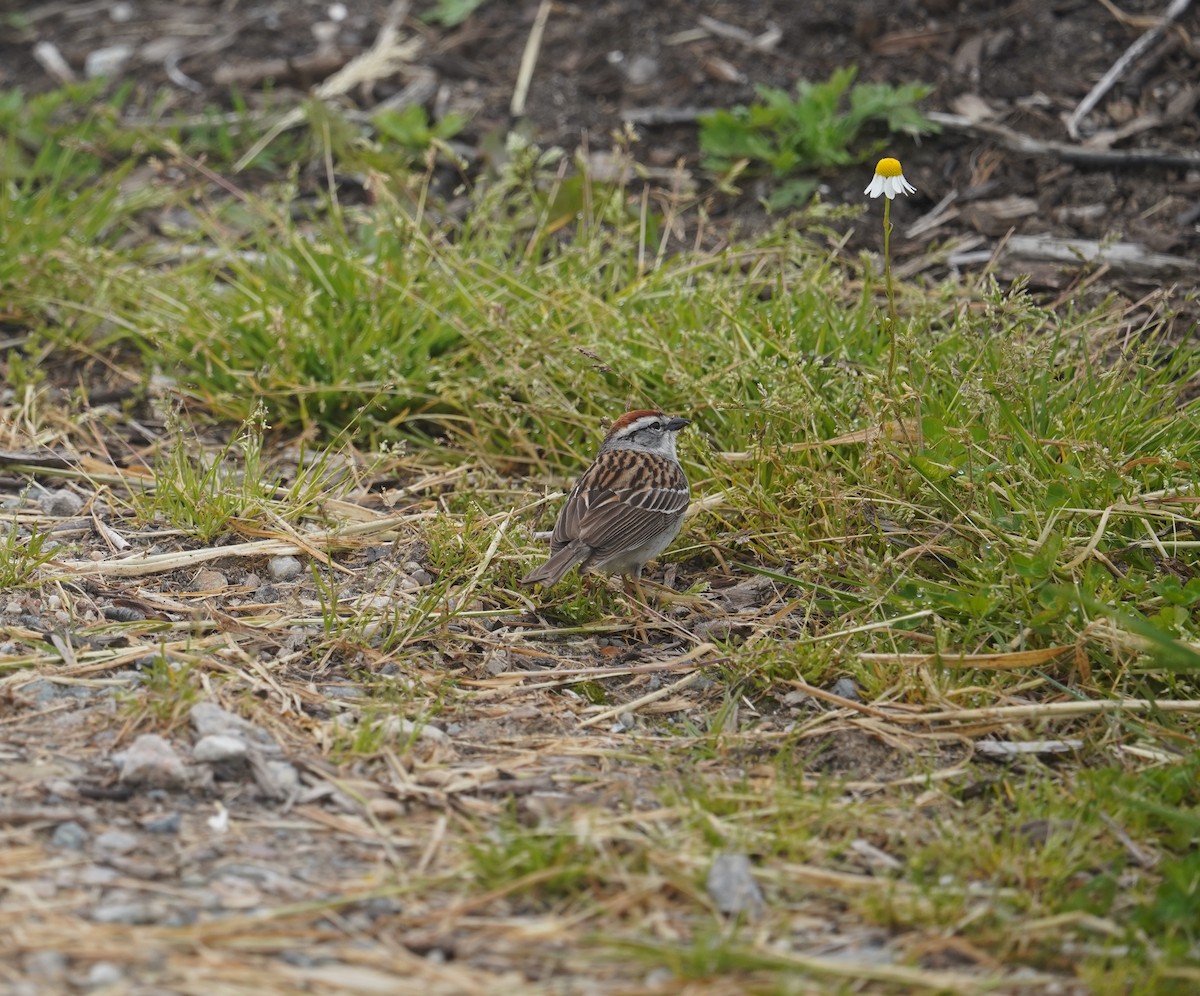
[1066,0,1195,139]
[510,0,552,119]
[927,111,1200,170]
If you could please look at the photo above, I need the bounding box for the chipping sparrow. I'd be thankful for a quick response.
[521,409,690,594]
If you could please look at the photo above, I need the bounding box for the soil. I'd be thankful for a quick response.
[0,1,1196,992]
[4,0,1199,328]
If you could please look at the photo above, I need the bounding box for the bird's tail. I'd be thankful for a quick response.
[520,541,589,586]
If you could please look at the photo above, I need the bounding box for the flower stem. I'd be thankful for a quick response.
[882,197,898,385]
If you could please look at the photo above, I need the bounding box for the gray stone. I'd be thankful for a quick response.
[84,44,133,79]
[193,734,248,764]
[143,812,181,834]
[94,829,140,857]
[378,716,449,744]
[250,757,300,802]
[50,821,89,850]
[268,555,303,581]
[90,900,161,924]
[829,677,862,701]
[40,488,84,517]
[191,568,228,592]
[706,852,765,918]
[115,733,188,790]
[78,865,119,886]
[86,961,124,986]
[190,702,274,745]
[23,949,68,980]
[20,679,60,706]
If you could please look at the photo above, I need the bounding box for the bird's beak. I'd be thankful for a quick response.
[666,417,690,432]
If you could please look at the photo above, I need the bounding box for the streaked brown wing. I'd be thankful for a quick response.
[551,449,688,558]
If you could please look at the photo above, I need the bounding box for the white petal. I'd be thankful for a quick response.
[864,175,886,198]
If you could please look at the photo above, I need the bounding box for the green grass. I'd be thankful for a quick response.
[2,83,1198,991]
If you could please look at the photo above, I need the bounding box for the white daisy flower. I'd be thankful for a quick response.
[864,157,916,200]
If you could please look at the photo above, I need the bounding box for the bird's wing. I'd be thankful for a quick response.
[551,449,689,558]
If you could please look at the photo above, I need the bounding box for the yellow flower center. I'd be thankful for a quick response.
[874,157,903,178]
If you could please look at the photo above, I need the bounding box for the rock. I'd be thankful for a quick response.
[624,53,659,85]
[190,702,274,746]
[18,679,60,706]
[193,734,249,764]
[78,865,119,886]
[84,44,133,78]
[692,618,753,643]
[268,555,303,581]
[85,962,124,987]
[250,757,300,802]
[50,821,89,850]
[142,812,181,834]
[40,488,84,517]
[829,677,861,702]
[191,568,228,592]
[115,734,188,790]
[94,829,140,857]
[706,853,765,918]
[90,900,162,925]
[23,950,68,981]
[378,716,449,744]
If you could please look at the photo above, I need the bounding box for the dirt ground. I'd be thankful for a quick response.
[1,1,1198,992]
[4,0,1199,327]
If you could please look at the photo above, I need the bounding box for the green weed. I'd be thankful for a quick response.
[699,66,938,207]
[0,519,59,588]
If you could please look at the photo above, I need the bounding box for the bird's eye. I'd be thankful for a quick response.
[650,421,662,431]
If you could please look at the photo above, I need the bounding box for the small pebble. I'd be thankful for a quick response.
[78,865,119,886]
[85,962,123,987]
[94,829,140,857]
[90,901,159,925]
[23,950,68,980]
[190,701,274,744]
[85,44,133,79]
[115,733,188,790]
[253,759,300,801]
[192,734,248,764]
[829,677,862,701]
[255,584,281,602]
[706,852,765,918]
[379,716,449,744]
[268,555,303,581]
[50,821,89,850]
[19,679,60,706]
[142,812,182,834]
[41,489,84,517]
[191,568,228,592]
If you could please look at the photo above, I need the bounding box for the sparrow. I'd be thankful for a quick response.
[521,409,690,597]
